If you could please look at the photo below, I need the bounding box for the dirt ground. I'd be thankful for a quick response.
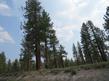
[0,69,109,81]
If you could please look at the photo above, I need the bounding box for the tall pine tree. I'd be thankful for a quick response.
[87,21,107,62]
[22,0,43,70]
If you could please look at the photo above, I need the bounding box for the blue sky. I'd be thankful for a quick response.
[0,0,109,60]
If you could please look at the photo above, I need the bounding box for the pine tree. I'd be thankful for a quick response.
[58,45,67,68]
[22,0,42,70]
[7,59,12,72]
[40,10,53,68]
[72,44,78,64]
[81,21,107,63]
[104,6,109,33]
[0,52,6,73]
[81,23,93,64]
[12,59,19,72]
[77,42,85,64]
[103,6,109,59]
[87,21,107,62]
[22,0,62,70]
[64,58,70,67]
[20,39,33,71]
[49,30,59,68]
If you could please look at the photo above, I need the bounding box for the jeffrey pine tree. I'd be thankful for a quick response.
[7,59,12,72]
[87,21,107,62]
[22,0,43,70]
[81,21,107,64]
[104,6,109,33]
[21,0,62,70]
[104,6,109,56]
[58,45,67,68]
[77,42,85,64]
[81,23,93,64]
[49,30,59,68]
[72,43,78,64]
[40,10,55,69]
[20,39,33,71]
[0,52,6,73]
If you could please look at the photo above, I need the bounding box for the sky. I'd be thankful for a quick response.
[0,0,109,60]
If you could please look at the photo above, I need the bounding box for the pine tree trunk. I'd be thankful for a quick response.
[60,55,64,68]
[80,53,85,64]
[35,43,41,70]
[45,40,49,68]
[53,45,57,68]
[28,53,30,71]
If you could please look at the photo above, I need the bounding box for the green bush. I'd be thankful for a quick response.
[64,68,76,75]
[71,69,76,75]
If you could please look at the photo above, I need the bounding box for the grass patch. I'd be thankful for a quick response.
[78,62,109,70]
[50,69,61,75]
[64,68,76,75]
[71,69,76,75]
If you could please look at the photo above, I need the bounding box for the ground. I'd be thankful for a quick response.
[1,62,109,81]
[0,69,109,81]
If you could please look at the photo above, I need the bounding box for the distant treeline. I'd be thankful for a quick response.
[0,52,20,73]
[0,0,109,73]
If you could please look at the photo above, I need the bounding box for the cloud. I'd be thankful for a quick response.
[0,26,15,43]
[54,24,80,44]
[50,0,109,43]
[0,3,12,16]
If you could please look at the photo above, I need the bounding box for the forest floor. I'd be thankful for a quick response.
[1,62,109,81]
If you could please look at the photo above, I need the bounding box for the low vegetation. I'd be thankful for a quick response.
[1,62,109,81]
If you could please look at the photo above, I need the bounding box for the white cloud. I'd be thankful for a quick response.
[54,24,80,44]
[0,3,12,16]
[0,26,15,43]
[54,25,74,43]
[51,0,109,43]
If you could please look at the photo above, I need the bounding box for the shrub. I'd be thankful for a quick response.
[71,69,76,75]
[64,68,76,76]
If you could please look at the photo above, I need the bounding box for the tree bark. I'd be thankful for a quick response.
[45,39,49,68]
[35,43,41,70]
